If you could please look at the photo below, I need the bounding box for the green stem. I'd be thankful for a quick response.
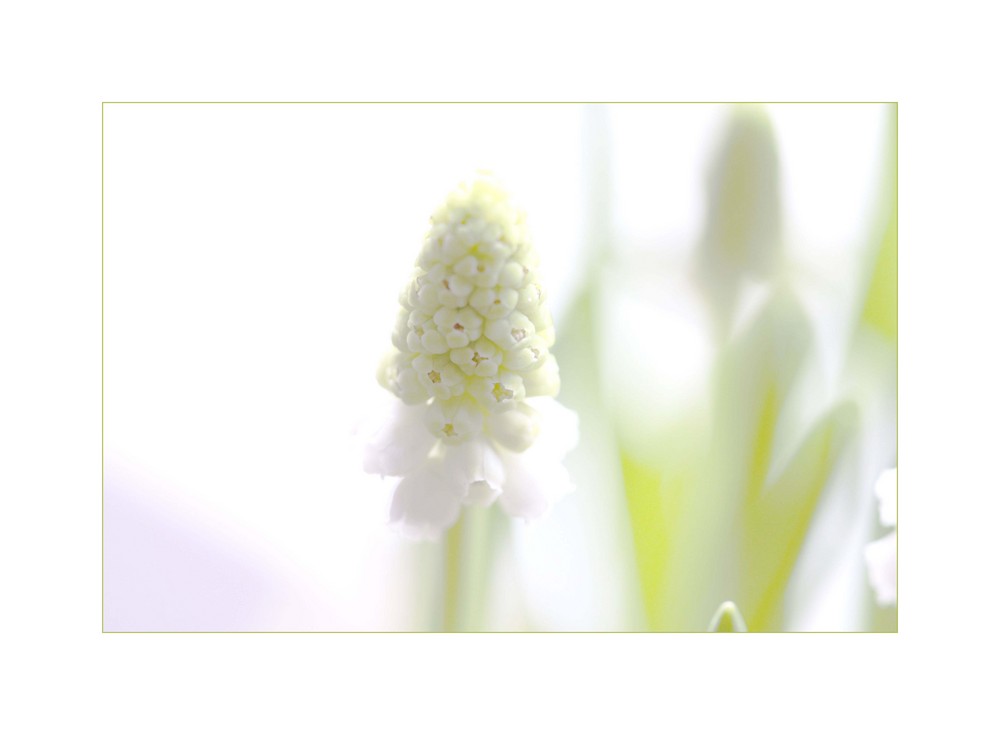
[442,517,463,632]
[441,506,495,632]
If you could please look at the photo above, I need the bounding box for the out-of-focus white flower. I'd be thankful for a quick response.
[865,468,897,606]
[362,174,578,540]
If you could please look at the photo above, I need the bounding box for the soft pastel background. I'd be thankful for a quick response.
[103,102,896,632]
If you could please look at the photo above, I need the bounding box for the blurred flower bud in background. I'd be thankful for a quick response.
[696,106,783,343]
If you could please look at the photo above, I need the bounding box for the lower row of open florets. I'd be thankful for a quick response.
[379,335,559,412]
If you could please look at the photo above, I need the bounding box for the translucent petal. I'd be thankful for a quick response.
[388,458,466,540]
[865,530,897,606]
[496,445,575,520]
[466,481,500,507]
[361,399,435,477]
[527,397,579,460]
[441,439,505,506]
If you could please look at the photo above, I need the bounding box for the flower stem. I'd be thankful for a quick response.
[442,517,463,632]
[441,507,495,632]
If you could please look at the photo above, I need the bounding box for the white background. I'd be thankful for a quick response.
[102,102,890,633]
[2,0,998,732]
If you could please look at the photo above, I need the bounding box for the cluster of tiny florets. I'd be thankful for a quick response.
[378,176,560,448]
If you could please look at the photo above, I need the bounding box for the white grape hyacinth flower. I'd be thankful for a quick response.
[361,174,579,540]
[864,468,897,606]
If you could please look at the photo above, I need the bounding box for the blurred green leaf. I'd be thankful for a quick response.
[711,290,859,631]
[620,416,715,631]
[860,208,897,340]
[853,105,897,631]
[709,601,748,632]
[715,289,812,502]
[620,452,670,627]
[743,401,859,631]
[860,106,897,342]
[556,283,647,630]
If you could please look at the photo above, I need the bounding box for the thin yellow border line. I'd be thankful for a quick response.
[895,101,900,625]
[101,101,105,633]
[100,100,897,105]
[94,628,886,637]
[101,101,898,634]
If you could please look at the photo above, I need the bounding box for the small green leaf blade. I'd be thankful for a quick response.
[709,601,748,632]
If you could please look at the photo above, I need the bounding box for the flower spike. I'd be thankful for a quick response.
[362,174,577,539]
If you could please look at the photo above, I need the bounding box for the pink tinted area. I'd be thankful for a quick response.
[103,467,326,632]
